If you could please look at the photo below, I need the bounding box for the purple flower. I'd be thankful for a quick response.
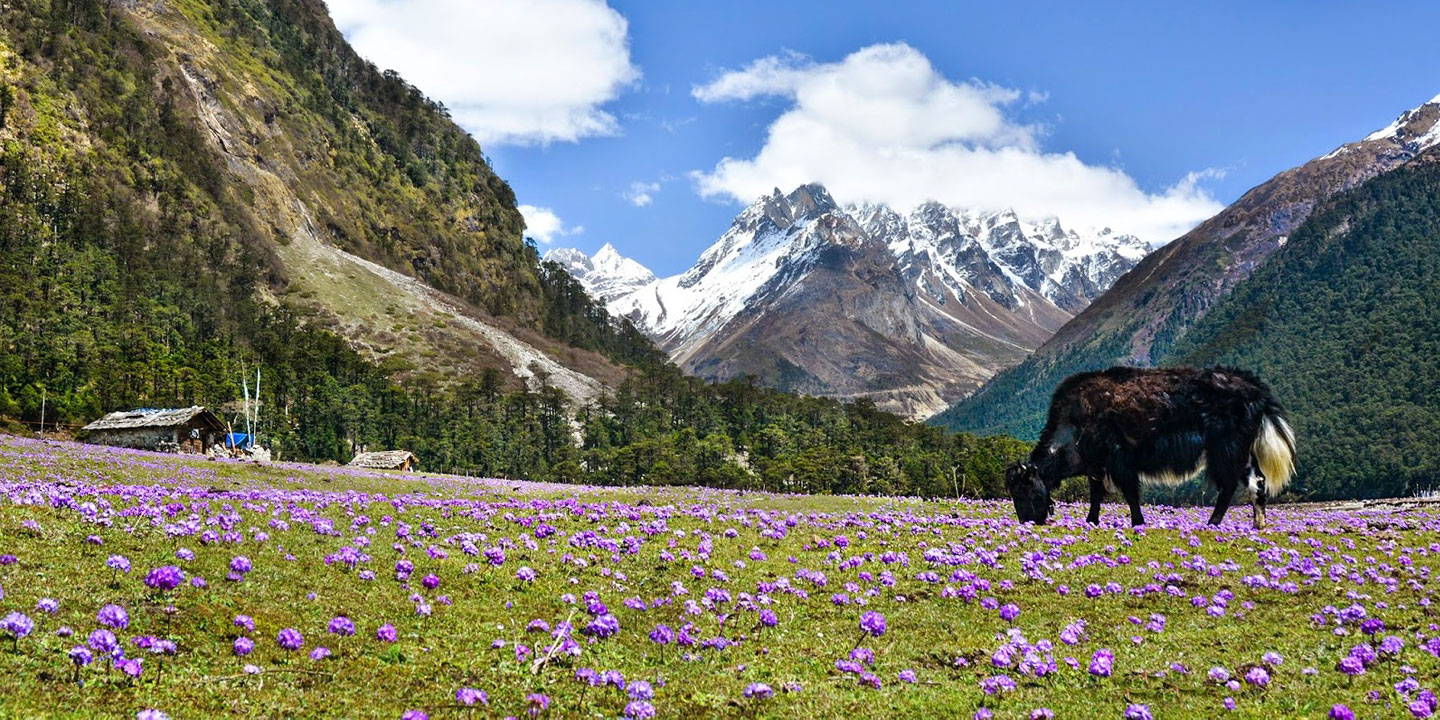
[624,701,656,719]
[106,555,131,573]
[277,627,303,651]
[859,611,886,637]
[309,646,331,661]
[1208,666,1231,684]
[1411,701,1435,719]
[137,711,169,720]
[230,556,252,575]
[234,637,255,656]
[516,566,537,582]
[1,612,34,639]
[328,616,356,636]
[999,603,1021,622]
[35,598,59,614]
[1030,709,1054,720]
[400,712,428,720]
[759,609,778,627]
[1125,704,1153,720]
[1337,656,1366,676]
[377,624,398,642]
[979,675,1016,695]
[87,628,118,655]
[1245,666,1270,687]
[456,688,488,706]
[1329,704,1355,720]
[649,624,674,645]
[1261,652,1283,667]
[143,566,185,592]
[1090,649,1114,678]
[525,693,550,717]
[899,669,918,684]
[744,682,774,699]
[97,604,129,630]
[421,573,440,590]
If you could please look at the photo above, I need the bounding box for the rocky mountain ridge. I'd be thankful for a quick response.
[550,184,1149,417]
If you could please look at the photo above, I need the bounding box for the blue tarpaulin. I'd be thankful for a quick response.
[225,433,251,449]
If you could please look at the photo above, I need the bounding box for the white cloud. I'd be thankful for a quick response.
[623,181,661,207]
[691,43,1223,245]
[328,0,639,146]
[519,205,581,244]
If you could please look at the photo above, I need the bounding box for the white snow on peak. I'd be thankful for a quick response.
[554,185,1151,355]
[1360,93,1440,154]
[544,243,655,303]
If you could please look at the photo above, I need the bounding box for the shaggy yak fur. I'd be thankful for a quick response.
[1006,366,1295,529]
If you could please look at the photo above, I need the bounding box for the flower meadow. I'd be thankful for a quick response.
[1,435,1439,718]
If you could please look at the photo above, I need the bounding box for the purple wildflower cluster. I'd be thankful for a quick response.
[0,434,1438,717]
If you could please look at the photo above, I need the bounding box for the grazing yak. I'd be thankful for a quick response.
[1005,366,1295,529]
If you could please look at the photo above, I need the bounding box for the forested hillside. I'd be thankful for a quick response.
[1169,152,1440,499]
[933,98,1440,442]
[0,0,1025,498]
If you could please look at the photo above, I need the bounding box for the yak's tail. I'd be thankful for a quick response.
[1251,412,1296,495]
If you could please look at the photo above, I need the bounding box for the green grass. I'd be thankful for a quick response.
[0,433,1437,719]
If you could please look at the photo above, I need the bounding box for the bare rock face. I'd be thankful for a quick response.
[548,184,1149,419]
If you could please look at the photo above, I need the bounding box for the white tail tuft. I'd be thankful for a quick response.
[1253,415,1296,494]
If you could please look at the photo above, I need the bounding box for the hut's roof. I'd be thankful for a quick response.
[82,406,224,432]
[348,450,417,470]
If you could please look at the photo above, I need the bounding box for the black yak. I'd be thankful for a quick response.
[1005,366,1295,529]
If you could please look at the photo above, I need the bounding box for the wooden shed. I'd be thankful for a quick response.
[82,406,226,454]
[348,450,418,471]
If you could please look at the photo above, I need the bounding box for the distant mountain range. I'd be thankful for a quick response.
[548,184,1148,418]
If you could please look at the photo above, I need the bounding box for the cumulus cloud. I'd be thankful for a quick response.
[519,205,581,244]
[328,0,639,146]
[691,43,1223,245]
[623,181,661,207]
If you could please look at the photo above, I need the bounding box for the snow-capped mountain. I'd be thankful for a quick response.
[547,184,1150,418]
[545,243,657,302]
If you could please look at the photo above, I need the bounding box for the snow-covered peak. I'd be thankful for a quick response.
[1323,91,1440,160]
[543,244,656,304]
[554,183,1152,354]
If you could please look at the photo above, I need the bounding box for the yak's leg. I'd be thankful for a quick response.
[1207,480,1239,526]
[1086,476,1105,525]
[1112,466,1144,527]
[1251,453,1269,530]
[1205,444,1247,527]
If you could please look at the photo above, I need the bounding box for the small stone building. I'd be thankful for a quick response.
[348,450,418,471]
[82,406,226,454]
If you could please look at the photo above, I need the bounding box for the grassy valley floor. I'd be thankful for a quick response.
[0,434,1437,718]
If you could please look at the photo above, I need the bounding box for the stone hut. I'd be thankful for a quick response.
[348,450,418,471]
[82,406,226,454]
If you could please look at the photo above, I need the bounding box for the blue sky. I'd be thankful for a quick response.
[330,1,1440,276]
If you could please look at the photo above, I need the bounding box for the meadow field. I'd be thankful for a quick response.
[0,434,1437,719]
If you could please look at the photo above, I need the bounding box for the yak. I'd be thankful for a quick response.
[1005,366,1295,529]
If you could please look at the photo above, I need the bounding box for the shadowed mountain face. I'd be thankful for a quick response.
[933,94,1440,440]
[551,184,1147,418]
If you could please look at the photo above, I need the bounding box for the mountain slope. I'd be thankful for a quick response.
[552,184,1146,418]
[1167,148,1440,499]
[934,94,1440,439]
[0,0,646,424]
[0,0,659,434]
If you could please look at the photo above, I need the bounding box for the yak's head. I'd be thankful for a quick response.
[1006,462,1053,524]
